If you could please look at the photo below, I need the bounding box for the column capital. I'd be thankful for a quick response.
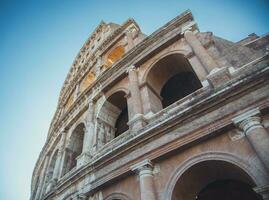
[88,98,94,106]
[232,108,262,134]
[131,159,154,176]
[126,65,137,74]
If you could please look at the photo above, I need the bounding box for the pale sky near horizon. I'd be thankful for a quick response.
[0,1,268,200]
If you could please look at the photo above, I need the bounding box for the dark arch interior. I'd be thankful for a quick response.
[146,53,202,110]
[107,91,129,137]
[197,179,262,200]
[161,72,202,108]
[65,123,85,173]
[115,107,128,137]
[172,160,258,200]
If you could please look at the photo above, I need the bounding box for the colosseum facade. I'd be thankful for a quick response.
[31,10,269,200]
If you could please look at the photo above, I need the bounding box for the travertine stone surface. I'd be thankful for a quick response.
[31,10,269,200]
[131,160,157,200]
[233,108,269,172]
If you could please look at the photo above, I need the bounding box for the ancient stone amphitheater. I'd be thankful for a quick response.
[31,10,269,200]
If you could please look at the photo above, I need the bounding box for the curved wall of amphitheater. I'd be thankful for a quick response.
[31,10,269,200]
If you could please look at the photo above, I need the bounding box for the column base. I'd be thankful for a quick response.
[206,67,231,88]
[254,185,269,200]
[77,152,91,168]
[128,114,147,131]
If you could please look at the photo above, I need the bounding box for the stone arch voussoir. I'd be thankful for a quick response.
[141,50,190,84]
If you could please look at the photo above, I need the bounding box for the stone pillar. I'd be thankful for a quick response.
[52,131,66,180]
[45,132,67,193]
[232,108,269,172]
[127,66,146,131]
[125,30,135,51]
[184,30,217,73]
[95,56,102,76]
[58,149,67,178]
[77,101,95,167]
[34,155,49,200]
[131,159,157,200]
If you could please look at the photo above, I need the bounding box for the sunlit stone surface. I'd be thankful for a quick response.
[31,10,269,200]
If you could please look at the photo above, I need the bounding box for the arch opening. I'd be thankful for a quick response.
[105,45,125,68]
[145,54,202,112]
[197,179,262,200]
[97,91,129,146]
[47,150,58,182]
[171,160,261,200]
[63,123,85,174]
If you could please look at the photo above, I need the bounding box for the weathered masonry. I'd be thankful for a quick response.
[31,10,269,200]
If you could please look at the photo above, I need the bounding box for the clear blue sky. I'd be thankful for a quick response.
[0,0,268,199]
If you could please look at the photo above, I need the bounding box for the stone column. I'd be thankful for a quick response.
[184,30,217,73]
[125,30,135,51]
[127,66,146,131]
[45,132,67,193]
[34,155,49,200]
[232,108,269,172]
[77,101,95,167]
[131,159,157,200]
[95,56,102,76]
[52,131,66,180]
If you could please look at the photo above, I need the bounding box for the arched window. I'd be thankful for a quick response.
[80,71,95,93]
[145,53,202,112]
[97,91,129,146]
[63,123,85,174]
[105,45,125,68]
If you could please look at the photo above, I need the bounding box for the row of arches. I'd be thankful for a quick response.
[59,53,203,176]
[45,53,204,183]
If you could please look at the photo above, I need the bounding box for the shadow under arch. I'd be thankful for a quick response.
[96,90,129,146]
[163,151,266,200]
[63,122,86,174]
[142,53,202,110]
